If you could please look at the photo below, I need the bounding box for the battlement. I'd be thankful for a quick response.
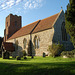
[6,14,21,18]
[4,14,22,41]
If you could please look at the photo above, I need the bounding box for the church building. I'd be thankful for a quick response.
[2,10,73,56]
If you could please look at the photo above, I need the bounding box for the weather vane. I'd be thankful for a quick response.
[61,6,63,9]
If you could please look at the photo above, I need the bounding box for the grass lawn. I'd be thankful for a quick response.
[0,56,75,75]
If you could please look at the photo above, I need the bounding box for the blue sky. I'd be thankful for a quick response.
[0,0,69,37]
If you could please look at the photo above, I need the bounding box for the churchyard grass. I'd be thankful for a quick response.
[0,56,75,75]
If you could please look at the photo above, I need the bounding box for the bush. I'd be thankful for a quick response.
[47,43,64,57]
[61,49,75,58]
[16,56,21,60]
[22,50,27,56]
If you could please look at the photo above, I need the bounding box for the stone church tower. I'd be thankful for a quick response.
[4,14,21,41]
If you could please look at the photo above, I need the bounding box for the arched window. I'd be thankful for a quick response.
[34,36,37,49]
[15,40,18,50]
[61,22,67,41]
[23,38,27,49]
[37,39,40,48]
[34,35,40,49]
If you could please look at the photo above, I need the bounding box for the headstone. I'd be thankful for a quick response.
[16,56,21,60]
[24,56,27,59]
[31,56,34,59]
[43,52,46,57]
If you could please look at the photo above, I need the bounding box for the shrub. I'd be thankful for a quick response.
[16,56,21,60]
[47,43,64,57]
[61,49,75,58]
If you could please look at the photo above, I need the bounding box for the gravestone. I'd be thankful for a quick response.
[43,52,46,57]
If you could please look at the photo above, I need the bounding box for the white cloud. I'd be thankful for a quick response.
[29,3,33,9]
[1,4,5,8]
[1,4,6,9]
[6,0,15,7]
[24,0,44,9]
[0,0,45,13]
[16,0,22,4]
[36,0,43,3]
[24,1,29,8]
[1,0,15,9]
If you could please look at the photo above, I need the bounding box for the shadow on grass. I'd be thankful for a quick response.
[8,56,40,61]
[8,57,32,61]
[0,61,75,75]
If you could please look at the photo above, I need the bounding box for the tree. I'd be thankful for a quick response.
[65,0,75,48]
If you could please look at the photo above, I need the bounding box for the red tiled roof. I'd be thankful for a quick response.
[2,42,15,52]
[8,13,59,40]
[8,20,40,40]
[32,13,59,33]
